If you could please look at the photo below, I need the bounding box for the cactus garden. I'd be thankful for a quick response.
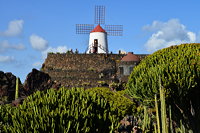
[0,43,200,132]
[127,43,200,132]
[0,87,134,132]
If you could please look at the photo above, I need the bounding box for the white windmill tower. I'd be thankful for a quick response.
[76,6,123,54]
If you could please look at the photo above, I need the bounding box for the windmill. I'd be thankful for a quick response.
[76,5,123,54]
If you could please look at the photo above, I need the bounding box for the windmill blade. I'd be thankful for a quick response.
[95,5,105,24]
[105,25,123,36]
[76,24,94,34]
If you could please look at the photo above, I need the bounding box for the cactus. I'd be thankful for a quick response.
[155,94,161,133]
[15,77,19,100]
[169,105,174,133]
[175,120,186,133]
[159,84,168,133]
[0,87,132,132]
[127,43,200,131]
[142,106,147,131]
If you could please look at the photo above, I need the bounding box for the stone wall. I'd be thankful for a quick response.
[42,53,147,87]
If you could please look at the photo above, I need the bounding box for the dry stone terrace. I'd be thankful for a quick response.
[41,53,147,87]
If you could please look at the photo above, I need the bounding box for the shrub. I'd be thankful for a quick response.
[86,87,136,116]
[126,43,200,131]
[0,87,132,132]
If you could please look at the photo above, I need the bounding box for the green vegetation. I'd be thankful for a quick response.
[86,87,136,116]
[15,77,19,100]
[154,85,193,133]
[1,43,199,132]
[87,67,96,71]
[159,85,168,133]
[127,43,200,132]
[109,82,121,90]
[0,96,8,103]
[97,81,106,86]
[136,82,194,133]
[155,94,160,133]
[0,87,133,132]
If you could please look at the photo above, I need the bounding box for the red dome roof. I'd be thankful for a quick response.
[121,52,140,62]
[91,24,106,33]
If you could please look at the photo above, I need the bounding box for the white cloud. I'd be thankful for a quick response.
[30,34,48,51]
[0,40,25,52]
[0,20,24,37]
[187,32,196,42]
[143,19,197,52]
[0,55,14,63]
[42,46,68,59]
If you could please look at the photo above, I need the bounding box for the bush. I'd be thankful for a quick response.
[126,43,200,131]
[86,87,136,116]
[0,87,133,133]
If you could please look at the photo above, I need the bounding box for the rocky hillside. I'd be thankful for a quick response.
[0,69,60,104]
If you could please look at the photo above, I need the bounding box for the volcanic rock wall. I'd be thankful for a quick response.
[41,53,147,87]
[0,71,24,101]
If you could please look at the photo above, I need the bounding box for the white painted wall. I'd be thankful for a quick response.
[87,32,108,54]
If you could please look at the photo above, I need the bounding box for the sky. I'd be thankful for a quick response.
[0,0,200,82]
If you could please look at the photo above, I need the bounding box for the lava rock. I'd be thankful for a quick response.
[0,71,24,101]
[24,69,57,95]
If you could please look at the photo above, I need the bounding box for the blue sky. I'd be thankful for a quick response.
[0,0,200,82]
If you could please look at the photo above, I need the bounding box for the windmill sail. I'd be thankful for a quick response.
[76,24,94,34]
[95,5,105,24]
[105,25,123,36]
[76,5,123,54]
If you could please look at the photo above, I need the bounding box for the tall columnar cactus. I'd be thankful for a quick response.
[169,105,174,133]
[142,106,147,131]
[15,77,19,100]
[155,94,160,133]
[160,85,168,133]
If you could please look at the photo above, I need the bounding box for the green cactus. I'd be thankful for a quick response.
[169,105,174,133]
[160,84,168,133]
[15,77,19,100]
[0,87,133,132]
[155,94,161,133]
[127,43,200,131]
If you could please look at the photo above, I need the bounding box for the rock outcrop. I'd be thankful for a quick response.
[23,69,60,95]
[0,71,24,101]
[0,69,61,105]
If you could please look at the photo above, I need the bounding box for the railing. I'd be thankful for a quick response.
[86,43,108,53]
